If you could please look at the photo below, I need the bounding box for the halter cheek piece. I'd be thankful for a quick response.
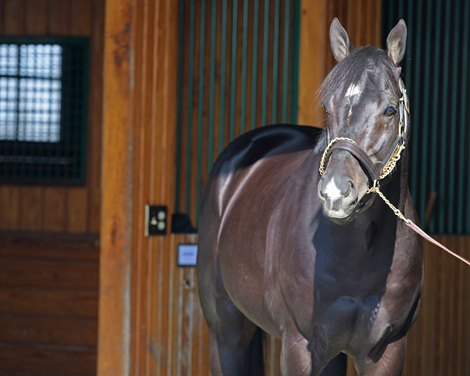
[319,78,410,205]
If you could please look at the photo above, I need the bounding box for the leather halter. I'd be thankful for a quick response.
[319,78,410,189]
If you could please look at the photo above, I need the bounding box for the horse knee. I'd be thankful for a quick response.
[356,336,407,376]
[280,332,311,375]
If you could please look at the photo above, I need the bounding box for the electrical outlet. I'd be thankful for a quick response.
[145,205,167,236]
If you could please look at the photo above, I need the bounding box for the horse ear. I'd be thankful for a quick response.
[387,19,407,66]
[329,18,353,62]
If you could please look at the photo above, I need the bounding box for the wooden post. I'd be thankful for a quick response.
[98,0,134,374]
[298,0,328,127]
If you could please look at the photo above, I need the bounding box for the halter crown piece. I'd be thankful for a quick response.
[318,77,410,192]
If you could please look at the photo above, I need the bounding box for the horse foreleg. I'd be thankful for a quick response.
[355,336,407,376]
[280,327,311,376]
[208,298,259,376]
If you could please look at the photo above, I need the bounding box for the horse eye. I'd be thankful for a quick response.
[384,105,397,116]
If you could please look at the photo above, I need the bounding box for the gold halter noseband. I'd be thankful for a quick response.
[318,77,410,192]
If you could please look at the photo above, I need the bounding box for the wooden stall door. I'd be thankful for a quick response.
[99,0,203,375]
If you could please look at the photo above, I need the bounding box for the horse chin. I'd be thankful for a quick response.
[322,208,356,225]
[326,213,355,225]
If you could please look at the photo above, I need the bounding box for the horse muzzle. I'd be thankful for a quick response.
[318,146,372,223]
[318,175,359,223]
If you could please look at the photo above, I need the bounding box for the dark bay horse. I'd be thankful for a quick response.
[197,18,423,375]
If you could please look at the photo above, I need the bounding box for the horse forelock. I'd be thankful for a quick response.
[318,47,400,106]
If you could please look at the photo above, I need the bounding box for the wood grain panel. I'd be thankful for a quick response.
[0,288,98,317]
[0,315,97,347]
[0,259,98,289]
[0,233,99,376]
[126,0,183,374]
[0,344,96,376]
[87,0,105,233]
[97,0,134,373]
[298,0,328,126]
[0,232,99,260]
[0,0,104,233]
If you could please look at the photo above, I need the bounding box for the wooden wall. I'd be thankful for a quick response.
[404,237,470,376]
[0,232,99,376]
[99,0,179,374]
[98,0,469,375]
[99,0,212,374]
[0,1,103,375]
[0,0,104,234]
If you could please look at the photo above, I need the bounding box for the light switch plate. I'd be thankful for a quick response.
[145,205,167,236]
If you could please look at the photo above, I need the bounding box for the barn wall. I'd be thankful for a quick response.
[0,232,99,376]
[0,1,103,375]
[98,0,194,374]
[98,0,469,375]
[405,237,470,376]
[0,0,104,234]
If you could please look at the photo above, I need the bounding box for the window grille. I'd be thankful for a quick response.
[0,37,89,185]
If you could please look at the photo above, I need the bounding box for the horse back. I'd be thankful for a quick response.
[197,124,323,330]
[205,124,322,215]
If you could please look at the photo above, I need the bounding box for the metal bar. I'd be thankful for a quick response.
[15,45,20,141]
[240,0,249,134]
[250,0,260,130]
[438,0,452,233]
[261,0,270,125]
[459,0,469,233]
[397,0,404,19]
[229,0,239,141]
[404,0,414,117]
[419,0,433,229]
[387,0,396,40]
[429,0,442,233]
[196,0,207,220]
[447,0,461,232]
[281,0,291,122]
[410,0,423,223]
[184,0,196,215]
[207,0,217,171]
[290,0,301,124]
[271,0,280,122]
[402,0,415,220]
[219,0,228,152]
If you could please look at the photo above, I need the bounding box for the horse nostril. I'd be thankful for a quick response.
[343,181,354,197]
[318,179,326,199]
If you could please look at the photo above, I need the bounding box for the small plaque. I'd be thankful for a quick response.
[177,244,198,267]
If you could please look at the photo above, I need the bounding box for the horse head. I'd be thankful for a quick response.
[318,18,410,224]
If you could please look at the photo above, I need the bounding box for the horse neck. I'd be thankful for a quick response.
[396,147,410,212]
[368,148,410,224]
